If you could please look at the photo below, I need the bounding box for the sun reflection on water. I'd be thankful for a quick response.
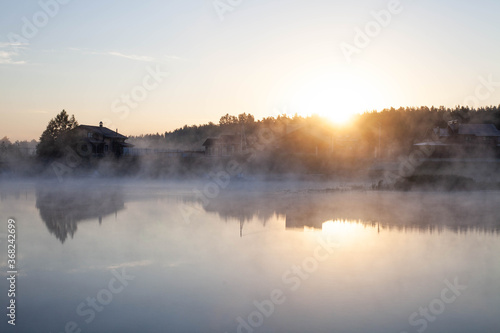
[320,219,375,242]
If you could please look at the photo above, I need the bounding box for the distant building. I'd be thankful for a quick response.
[203,134,245,156]
[437,121,500,144]
[415,120,500,157]
[71,122,133,157]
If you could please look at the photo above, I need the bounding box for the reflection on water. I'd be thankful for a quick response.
[0,181,498,333]
[196,190,500,235]
[35,184,125,242]
[24,184,500,242]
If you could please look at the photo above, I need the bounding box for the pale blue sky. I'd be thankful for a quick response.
[1,0,500,140]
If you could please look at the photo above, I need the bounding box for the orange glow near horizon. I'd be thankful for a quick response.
[290,69,387,125]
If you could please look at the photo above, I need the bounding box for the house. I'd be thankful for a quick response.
[203,134,245,156]
[415,120,500,157]
[71,122,133,157]
[438,120,500,144]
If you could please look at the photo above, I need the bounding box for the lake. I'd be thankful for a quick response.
[0,180,499,333]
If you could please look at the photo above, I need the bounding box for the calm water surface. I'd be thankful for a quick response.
[0,180,499,333]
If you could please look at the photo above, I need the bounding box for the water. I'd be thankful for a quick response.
[0,180,499,333]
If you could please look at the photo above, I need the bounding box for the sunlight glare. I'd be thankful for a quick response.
[321,219,371,245]
[292,70,386,124]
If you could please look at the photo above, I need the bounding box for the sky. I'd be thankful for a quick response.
[1,0,500,141]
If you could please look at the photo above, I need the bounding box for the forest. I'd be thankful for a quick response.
[128,105,500,157]
[1,105,500,179]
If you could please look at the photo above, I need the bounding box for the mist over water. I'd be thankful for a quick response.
[0,179,499,333]
[2,0,500,331]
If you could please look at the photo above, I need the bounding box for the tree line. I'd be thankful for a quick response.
[2,106,500,177]
[128,106,500,155]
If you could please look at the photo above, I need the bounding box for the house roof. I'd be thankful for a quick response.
[77,125,128,139]
[81,138,134,147]
[458,124,500,137]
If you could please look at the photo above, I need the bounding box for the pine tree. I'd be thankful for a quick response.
[36,110,78,159]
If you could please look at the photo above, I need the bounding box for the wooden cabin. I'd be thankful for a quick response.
[71,122,133,157]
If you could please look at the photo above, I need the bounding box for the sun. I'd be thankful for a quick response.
[291,69,386,124]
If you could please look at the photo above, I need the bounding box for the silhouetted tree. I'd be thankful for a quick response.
[0,136,11,153]
[36,110,78,159]
[130,106,500,166]
[219,113,238,125]
[238,113,255,124]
